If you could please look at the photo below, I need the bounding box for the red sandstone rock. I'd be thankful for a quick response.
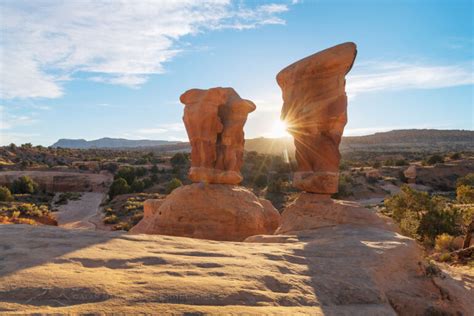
[276,192,395,234]
[130,183,281,241]
[180,87,255,184]
[277,42,357,194]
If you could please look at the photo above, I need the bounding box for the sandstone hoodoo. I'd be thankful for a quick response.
[278,42,357,194]
[276,42,358,233]
[180,87,256,185]
[131,87,281,240]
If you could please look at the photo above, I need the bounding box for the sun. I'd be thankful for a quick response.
[270,120,291,138]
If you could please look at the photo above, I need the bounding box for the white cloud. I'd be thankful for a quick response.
[137,123,184,135]
[0,105,38,130]
[0,0,290,98]
[347,61,474,97]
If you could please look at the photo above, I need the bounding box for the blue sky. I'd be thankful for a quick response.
[0,0,472,146]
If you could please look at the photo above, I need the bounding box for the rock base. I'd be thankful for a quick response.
[188,167,242,184]
[293,171,339,194]
[276,192,395,234]
[130,183,281,241]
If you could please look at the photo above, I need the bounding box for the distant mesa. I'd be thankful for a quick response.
[51,137,180,149]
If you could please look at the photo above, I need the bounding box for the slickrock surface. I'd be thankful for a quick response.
[276,193,396,234]
[0,224,470,315]
[180,87,255,184]
[130,183,280,241]
[54,192,106,229]
[278,42,357,194]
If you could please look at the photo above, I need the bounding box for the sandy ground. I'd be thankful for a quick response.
[0,224,471,315]
[54,192,106,229]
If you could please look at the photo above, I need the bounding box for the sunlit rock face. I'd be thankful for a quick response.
[180,87,256,185]
[277,42,357,194]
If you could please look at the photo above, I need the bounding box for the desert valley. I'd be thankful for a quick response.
[1,1,473,315]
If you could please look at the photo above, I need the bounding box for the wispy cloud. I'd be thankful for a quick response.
[347,61,473,97]
[137,123,184,135]
[0,0,290,99]
[0,105,38,130]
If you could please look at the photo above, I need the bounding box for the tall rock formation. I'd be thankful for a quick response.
[180,87,256,185]
[131,87,280,240]
[277,42,357,194]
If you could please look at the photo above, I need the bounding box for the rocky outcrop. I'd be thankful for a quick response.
[1,224,470,314]
[130,183,280,241]
[277,42,357,194]
[404,165,417,183]
[276,193,396,234]
[180,87,256,185]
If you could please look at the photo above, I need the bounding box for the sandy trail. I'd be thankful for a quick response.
[54,192,106,229]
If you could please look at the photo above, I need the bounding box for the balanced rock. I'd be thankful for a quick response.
[130,183,281,241]
[180,87,256,185]
[277,42,357,194]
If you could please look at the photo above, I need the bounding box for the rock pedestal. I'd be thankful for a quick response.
[130,183,281,241]
[277,42,357,194]
[275,192,396,234]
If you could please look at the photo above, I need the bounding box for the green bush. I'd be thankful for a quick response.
[109,178,130,199]
[11,176,38,194]
[457,185,474,204]
[116,166,136,185]
[456,173,474,187]
[254,174,268,188]
[170,152,189,166]
[434,233,456,252]
[0,186,13,202]
[104,215,119,224]
[425,154,444,165]
[131,179,145,193]
[166,178,182,194]
[384,185,464,243]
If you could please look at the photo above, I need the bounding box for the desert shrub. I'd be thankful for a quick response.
[438,252,453,263]
[395,159,408,166]
[116,166,136,185]
[267,178,284,193]
[103,214,119,224]
[151,164,159,174]
[131,179,145,193]
[55,192,82,205]
[372,161,381,168]
[0,186,14,202]
[11,176,38,194]
[166,178,182,194]
[113,221,132,231]
[399,212,421,238]
[456,173,474,187]
[384,186,464,243]
[254,174,268,188]
[450,152,462,160]
[434,233,456,252]
[333,174,354,199]
[103,162,119,173]
[425,154,444,165]
[457,185,474,204]
[170,152,188,166]
[109,178,130,198]
[135,167,147,177]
